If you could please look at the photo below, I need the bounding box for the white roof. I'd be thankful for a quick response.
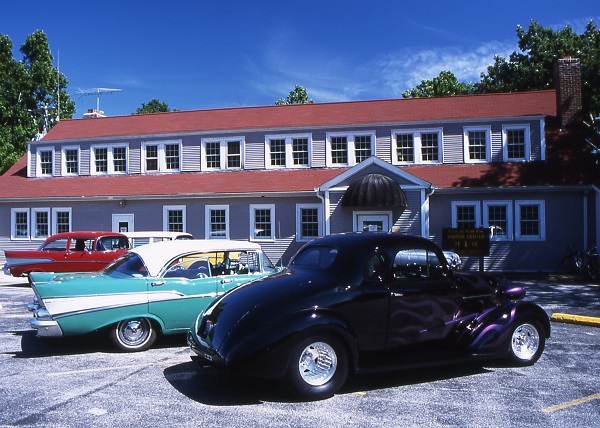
[123,231,193,239]
[131,239,263,277]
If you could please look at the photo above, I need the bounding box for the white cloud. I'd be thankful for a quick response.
[252,36,519,103]
[375,40,516,97]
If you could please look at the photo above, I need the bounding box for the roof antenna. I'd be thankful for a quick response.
[76,87,122,116]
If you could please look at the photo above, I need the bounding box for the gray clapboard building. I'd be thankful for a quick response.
[1,58,597,272]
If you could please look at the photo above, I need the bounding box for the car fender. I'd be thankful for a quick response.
[462,301,550,355]
[55,305,167,336]
[223,309,359,379]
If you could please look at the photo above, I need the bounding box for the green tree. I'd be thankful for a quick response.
[0,30,75,174]
[401,20,600,120]
[276,85,314,105]
[134,98,173,114]
[476,20,600,117]
[402,70,474,98]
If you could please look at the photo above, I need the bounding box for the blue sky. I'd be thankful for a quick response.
[2,1,598,118]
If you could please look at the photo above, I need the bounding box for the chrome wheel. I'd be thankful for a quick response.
[297,341,338,386]
[511,323,540,361]
[112,318,156,352]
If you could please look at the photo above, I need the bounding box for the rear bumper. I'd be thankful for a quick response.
[187,331,226,367]
[29,317,63,337]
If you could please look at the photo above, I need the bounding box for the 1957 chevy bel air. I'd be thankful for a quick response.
[28,239,279,351]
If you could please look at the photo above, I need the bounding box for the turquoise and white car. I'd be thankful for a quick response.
[28,239,279,351]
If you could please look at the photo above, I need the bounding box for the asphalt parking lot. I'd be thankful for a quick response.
[1,272,599,427]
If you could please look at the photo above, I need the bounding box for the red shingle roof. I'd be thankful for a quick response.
[0,158,348,198]
[4,90,593,201]
[40,91,557,142]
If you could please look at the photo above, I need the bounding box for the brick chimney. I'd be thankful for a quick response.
[555,57,583,130]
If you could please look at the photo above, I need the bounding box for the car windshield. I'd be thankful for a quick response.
[291,245,338,270]
[103,253,148,278]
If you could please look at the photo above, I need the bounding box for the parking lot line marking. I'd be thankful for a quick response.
[542,392,600,413]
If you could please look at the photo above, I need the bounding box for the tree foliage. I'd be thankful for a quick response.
[0,30,75,174]
[402,20,600,119]
[402,70,474,98]
[476,20,600,116]
[134,98,173,114]
[276,85,314,105]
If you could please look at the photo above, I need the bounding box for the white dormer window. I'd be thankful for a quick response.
[502,125,531,161]
[36,147,54,177]
[61,146,80,176]
[265,134,311,168]
[91,144,129,175]
[326,132,375,167]
[201,138,244,170]
[463,126,491,163]
[392,129,443,165]
[142,141,181,173]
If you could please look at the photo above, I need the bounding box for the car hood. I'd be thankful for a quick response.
[453,271,525,300]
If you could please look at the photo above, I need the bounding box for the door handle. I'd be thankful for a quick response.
[391,292,404,297]
[151,281,166,287]
[221,278,233,284]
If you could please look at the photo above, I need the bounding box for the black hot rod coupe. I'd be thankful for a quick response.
[188,233,550,400]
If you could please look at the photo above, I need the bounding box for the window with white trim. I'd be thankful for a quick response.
[201,138,244,170]
[52,208,72,234]
[463,126,491,163]
[62,147,79,175]
[392,129,442,164]
[250,204,275,241]
[36,148,54,177]
[292,137,309,166]
[93,147,108,173]
[91,144,129,175]
[11,208,29,239]
[515,201,545,240]
[112,146,127,173]
[32,208,51,239]
[393,133,414,163]
[163,205,186,233]
[227,141,242,168]
[326,132,375,166]
[142,141,181,173]
[483,201,512,240]
[421,132,440,162]
[266,134,311,168]
[205,205,229,239]
[451,202,481,229]
[296,204,322,241]
[502,125,530,161]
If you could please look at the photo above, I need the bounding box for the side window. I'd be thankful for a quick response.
[71,239,93,251]
[364,252,386,280]
[42,238,68,251]
[391,249,443,280]
[292,246,338,269]
[164,257,212,279]
[98,237,129,251]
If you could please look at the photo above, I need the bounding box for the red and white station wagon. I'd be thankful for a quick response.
[3,231,130,277]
